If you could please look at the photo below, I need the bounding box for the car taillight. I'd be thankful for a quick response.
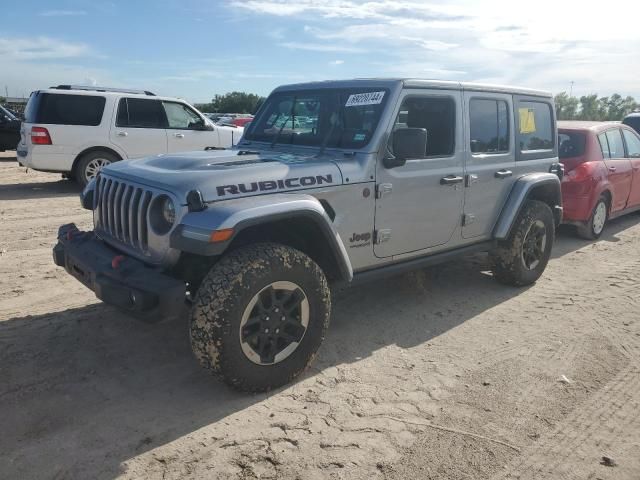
[31,126,52,145]
[565,163,592,183]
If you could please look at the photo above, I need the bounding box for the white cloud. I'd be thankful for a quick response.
[278,42,364,53]
[233,0,640,97]
[40,10,87,17]
[328,60,344,66]
[0,37,91,60]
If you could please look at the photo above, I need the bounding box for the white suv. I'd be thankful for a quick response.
[17,85,244,186]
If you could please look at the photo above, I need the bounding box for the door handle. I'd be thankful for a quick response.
[495,169,513,179]
[117,131,128,137]
[608,166,617,172]
[440,175,464,186]
[174,133,185,138]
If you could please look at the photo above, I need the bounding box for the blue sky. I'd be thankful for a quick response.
[2,0,639,103]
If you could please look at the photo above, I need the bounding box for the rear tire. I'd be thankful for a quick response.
[190,243,331,392]
[576,195,608,240]
[75,151,118,188]
[490,200,554,287]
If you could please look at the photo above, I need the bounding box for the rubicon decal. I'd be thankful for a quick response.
[216,174,334,196]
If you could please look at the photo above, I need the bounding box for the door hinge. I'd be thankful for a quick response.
[374,229,392,244]
[376,183,393,199]
[462,213,475,226]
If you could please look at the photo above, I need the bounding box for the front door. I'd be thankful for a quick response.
[462,93,516,239]
[109,97,168,159]
[374,89,464,258]
[598,128,633,213]
[622,128,640,207]
[163,101,219,153]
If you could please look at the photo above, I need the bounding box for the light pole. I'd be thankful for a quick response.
[569,81,574,97]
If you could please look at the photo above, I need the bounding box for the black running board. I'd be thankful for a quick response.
[349,240,496,286]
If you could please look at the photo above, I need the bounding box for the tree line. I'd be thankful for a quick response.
[554,92,639,121]
[195,91,265,114]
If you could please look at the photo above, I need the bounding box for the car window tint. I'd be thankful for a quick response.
[598,132,611,158]
[469,99,509,154]
[395,96,455,157]
[31,93,105,126]
[517,101,553,152]
[118,98,167,128]
[558,132,586,158]
[163,102,202,129]
[605,129,625,158]
[623,129,640,158]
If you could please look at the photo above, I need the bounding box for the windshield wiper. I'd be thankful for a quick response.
[270,96,297,149]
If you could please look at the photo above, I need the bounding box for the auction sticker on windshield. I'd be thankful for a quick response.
[345,91,386,107]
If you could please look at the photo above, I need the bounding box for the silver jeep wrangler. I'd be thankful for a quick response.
[54,79,563,391]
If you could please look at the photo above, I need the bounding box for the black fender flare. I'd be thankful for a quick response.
[170,194,353,281]
[493,173,562,240]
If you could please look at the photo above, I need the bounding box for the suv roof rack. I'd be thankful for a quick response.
[51,85,156,96]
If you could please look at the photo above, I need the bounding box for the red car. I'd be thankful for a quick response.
[232,117,253,127]
[559,121,640,238]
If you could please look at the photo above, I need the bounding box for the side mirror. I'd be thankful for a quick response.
[385,128,427,168]
[0,115,8,124]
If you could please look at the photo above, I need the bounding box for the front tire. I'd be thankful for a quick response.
[75,151,118,188]
[576,195,608,240]
[190,243,331,392]
[490,200,554,286]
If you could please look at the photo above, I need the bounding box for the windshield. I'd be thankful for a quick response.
[245,88,389,149]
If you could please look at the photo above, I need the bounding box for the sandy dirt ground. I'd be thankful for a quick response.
[1,150,639,480]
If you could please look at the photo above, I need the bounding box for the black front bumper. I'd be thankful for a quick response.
[53,224,186,321]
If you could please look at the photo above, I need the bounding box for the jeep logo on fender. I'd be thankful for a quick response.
[216,174,334,196]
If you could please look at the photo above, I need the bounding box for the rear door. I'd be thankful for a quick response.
[163,101,220,153]
[462,93,515,239]
[622,128,640,207]
[598,128,633,213]
[110,98,168,158]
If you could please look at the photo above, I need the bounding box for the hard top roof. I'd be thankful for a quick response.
[273,78,552,98]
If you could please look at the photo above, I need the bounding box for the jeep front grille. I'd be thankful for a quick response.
[94,175,152,252]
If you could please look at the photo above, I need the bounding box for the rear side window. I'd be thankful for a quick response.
[517,101,554,152]
[623,129,640,158]
[605,129,625,158]
[469,99,509,154]
[24,92,105,126]
[558,132,586,158]
[116,98,167,128]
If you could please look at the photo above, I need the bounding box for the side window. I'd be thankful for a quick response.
[623,129,640,158]
[605,129,625,158]
[162,102,203,129]
[36,93,105,126]
[394,96,455,157]
[116,98,166,128]
[598,133,611,158]
[469,99,509,154]
[517,101,553,152]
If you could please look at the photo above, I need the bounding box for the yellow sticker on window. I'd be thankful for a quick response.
[519,108,536,134]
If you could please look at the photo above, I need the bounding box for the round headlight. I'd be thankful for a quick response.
[162,197,176,226]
